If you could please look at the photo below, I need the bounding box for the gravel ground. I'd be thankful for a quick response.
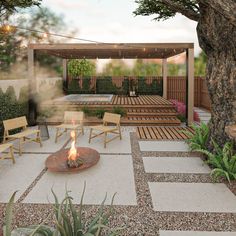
[0,131,236,235]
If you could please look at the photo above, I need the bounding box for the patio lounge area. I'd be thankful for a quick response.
[0,124,236,235]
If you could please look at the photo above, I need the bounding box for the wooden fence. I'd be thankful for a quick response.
[167,76,211,110]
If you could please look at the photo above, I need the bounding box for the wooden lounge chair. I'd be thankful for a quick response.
[89,112,122,148]
[3,116,42,156]
[55,111,84,143]
[0,143,15,164]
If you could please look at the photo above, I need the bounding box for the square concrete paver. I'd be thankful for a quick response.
[143,157,210,174]
[139,141,189,152]
[65,129,131,154]
[149,182,236,213]
[0,154,47,203]
[23,155,137,205]
[160,231,236,236]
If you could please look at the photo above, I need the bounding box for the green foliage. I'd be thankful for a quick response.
[194,51,207,76]
[0,6,73,73]
[4,186,123,236]
[68,77,95,94]
[96,77,118,94]
[177,114,186,122]
[137,77,163,95]
[112,107,127,117]
[81,106,92,116]
[133,0,199,21]
[0,86,28,142]
[183,123,209,151]
[94,108,107,119]
[0,0,41,17]
[68,59,95,78]
[198,141,236,183]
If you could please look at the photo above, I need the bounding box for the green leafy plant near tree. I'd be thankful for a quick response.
[182,122,209,151]
[198,141,236,183]
[3,185,124,236]
[184,123,236,183]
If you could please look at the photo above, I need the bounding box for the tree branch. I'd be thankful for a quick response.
[199,0,236,26]
[160,0,200,21]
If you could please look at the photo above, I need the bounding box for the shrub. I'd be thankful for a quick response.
[0,87,28,142]
[198,141,236,183]
[183,122,209,151]
[94,108,107,119]
[170,99,200,122]
[4,186,124,236]
[112,106,126,117]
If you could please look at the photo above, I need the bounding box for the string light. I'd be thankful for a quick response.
[42,32,48,38]
[0,24,185,59]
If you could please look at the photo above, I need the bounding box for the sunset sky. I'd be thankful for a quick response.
[41,0,201,55]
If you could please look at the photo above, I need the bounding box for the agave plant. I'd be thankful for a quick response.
[198,141,236,183]
[182,122,209,151]
[3,184,124,236]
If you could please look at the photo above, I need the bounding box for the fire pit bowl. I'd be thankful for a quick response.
[45,147,100,173]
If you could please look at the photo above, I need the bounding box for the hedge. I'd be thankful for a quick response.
[0,86,29,142]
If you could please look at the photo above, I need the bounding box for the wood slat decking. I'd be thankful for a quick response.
[43,95,181,126]
[53,95,173,107]
[136,126,195,140]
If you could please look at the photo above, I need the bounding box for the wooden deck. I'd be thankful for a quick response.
[43,95,181,126]
[53,95,173,107]
[137,126,194,140]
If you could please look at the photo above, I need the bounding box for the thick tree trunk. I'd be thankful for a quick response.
[197,4,236,147]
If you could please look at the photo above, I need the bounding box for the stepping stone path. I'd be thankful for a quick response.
[140,134,236,235]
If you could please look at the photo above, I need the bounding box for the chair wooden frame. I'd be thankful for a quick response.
[3,116,42,156]
[0,143,15,164]
[55,111,84,143]
[89,112,122,148]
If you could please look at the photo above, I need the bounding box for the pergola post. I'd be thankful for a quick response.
[28,48,36,93]
[28,48,37,125]
[162,58,168,99]
[186,48,194,125]
[62,59,68,89]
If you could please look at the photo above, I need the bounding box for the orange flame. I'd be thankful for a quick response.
[68,131,78,161]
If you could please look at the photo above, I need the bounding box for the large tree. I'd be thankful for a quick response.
[134,0,236,146]
[0,0,41,18]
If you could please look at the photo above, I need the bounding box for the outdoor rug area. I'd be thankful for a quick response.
[0,127,235,235]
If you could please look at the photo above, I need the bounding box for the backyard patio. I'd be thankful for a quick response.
[1,116,236,235]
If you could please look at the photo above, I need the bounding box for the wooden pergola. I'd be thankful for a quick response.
[28,43,194,125]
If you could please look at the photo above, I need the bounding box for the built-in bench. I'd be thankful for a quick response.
[3,116,42,155]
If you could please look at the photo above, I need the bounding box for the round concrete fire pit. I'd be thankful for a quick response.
[45,147,100,173]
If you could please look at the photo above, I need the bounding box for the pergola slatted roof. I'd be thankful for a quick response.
[29,43,193,59]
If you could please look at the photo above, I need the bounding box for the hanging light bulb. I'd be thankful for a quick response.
[5,25,11,32]
[43,32,48,38]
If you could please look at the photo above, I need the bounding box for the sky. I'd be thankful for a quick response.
[41,0,201,55]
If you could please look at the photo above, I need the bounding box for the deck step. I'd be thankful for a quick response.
[137,126,194,140]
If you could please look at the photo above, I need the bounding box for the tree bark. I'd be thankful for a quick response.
[197,4,236,147]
